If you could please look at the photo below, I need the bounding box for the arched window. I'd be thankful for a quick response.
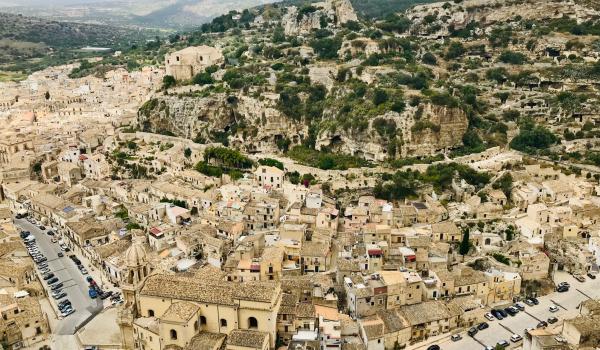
[220,319,227,327]
[248,317,258,329]
[148,309,154,317]
[199,316,207,325]
[170,329,177,340]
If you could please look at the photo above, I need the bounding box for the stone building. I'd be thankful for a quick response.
[165,46,224,81]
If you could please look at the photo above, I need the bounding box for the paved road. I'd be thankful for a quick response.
[16,218,103,335]
[430,271,600,350]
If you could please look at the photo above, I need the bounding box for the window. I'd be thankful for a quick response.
[199,316,207,325]
[170,329,177,340]
[248,317,258,329]
[220,319,227,327]
[148,309,154,317]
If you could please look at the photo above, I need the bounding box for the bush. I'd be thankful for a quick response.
[373,89,389,105]
[203,146,253,168]
[192,72,214,85]
[445,41,465,59]
[162,75,176,89]
[287,146,371,170]
[509,125,558,154]
[258,158,284,170]
[498,51,527,65]
[422,52,437,65]
[311,37,342,59]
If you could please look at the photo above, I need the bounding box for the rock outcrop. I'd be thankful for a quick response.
[315,104,469,161]
[283,0,358,36]
[137,93,308,154]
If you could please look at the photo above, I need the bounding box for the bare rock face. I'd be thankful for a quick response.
[137,94,307,154]
[404,104,468,157]
[325,0,358,24]
[315,104,468,161]
[283,0,358,36]
[406,0,599,38]
[283,6,322,36]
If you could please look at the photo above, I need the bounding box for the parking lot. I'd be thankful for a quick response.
[424,271,600,350]
[16,218,104,335]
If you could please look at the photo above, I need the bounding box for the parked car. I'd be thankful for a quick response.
[484,312,494,321]
[70,255,81,265]
[57,252,64,257]
[53,292,67,300]
[42,273,55,280]
[38,225,46,230]
[505,307,518,316]
[587,273,597,280]
[548,317,559,324]
[88,288,98,299]
[50,282,63,291]
[477,322,489,330]
[79,267,88,274]
[574,275,586,282]
[61,308,75,317]
[549,305,559,313]
[498,309,508,318]
[426,345,440,350]
[58,300,71,309]
[491,309,504,320]
[510,334,523,342]
[100,291,113,300]
[451,334,462,342]
[558,282,570,288]
[514,303,525,311]
[557,285,569,293]
[537,321,548,328]
[531,297,540,305]
[47,277,59,284]
[46,230,55,236]
[497,340,510,348]
[468,327,478,337]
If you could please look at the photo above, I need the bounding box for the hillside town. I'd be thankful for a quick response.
[2,0,600,350]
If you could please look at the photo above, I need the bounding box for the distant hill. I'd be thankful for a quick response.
[0,12,153,71]
[132,0,280,28]
[349,0,437,19]
[276,0,437,19]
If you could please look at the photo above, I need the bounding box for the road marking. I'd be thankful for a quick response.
[471,334,486,347]
[523,310,541,322]
[498,323,514,334]
[576,288,594,300]
[549,299,568,311]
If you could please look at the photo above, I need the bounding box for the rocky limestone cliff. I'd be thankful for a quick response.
[283,0,358,36]
[407,0,599,37]
[137,93,308,154]
[315,104,468,161]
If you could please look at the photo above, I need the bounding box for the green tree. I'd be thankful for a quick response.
[459,228,470,256]
[422,52,437,65]
[193,72,214,85]
[162,75,176,89]
[184,147,192,158]
[373,89,389,105]
[445,41,465,59]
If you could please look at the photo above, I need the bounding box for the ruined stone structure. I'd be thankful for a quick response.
[165,46,224,81]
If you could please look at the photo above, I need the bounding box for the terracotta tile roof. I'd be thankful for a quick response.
[295,303,316,318]
[185,332,226,350]
[226,329,268,349]
[161,302,199,322]
[400,300,460,326]
[141,272,278,306]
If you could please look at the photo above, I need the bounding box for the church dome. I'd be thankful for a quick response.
[125,242,147,267]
